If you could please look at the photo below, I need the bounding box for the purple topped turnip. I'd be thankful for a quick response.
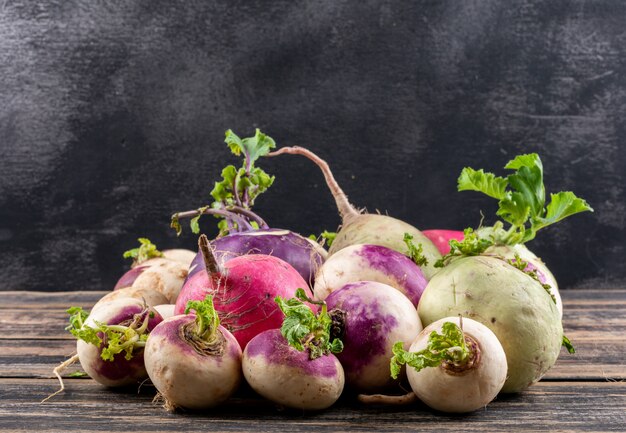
[267,146,441,279]
[171,129,326,285]
[145,295,242,410]
[313,243,427,306]
[174,235,311,349]
[324,281,422,392]
[242,290,345,410]
[71,298,163,387]
[390,317,507,413]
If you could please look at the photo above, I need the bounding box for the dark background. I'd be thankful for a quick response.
[1,1,624,292]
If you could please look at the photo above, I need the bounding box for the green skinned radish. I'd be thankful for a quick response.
[418,255,562,393]
[267,147,441,279]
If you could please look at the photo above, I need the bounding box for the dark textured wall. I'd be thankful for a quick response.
[1,1,624,291]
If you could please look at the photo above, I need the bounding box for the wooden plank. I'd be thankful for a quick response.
[0,379,624,432]
[0,291,109,310]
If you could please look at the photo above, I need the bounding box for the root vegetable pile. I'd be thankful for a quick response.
[45,129,592,415]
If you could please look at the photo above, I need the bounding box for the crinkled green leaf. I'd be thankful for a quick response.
[534,192,593,231]
[457,168,508,200]
[170,214,182,236]
[185,295,221,341]
[390,321,469,379]
[122,238,163,264]
[225,128,276,164]
[562,335,576,354]
[403,233,428,267]
[435,228,493,267]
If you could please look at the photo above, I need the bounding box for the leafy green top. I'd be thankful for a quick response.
[184,295,221,343]
[275,288,344,359]
[309,230,337,248]
[171,129,275,236]
[122,238,163,265]
[403,233,429,267]
[458,153,593,245]
[435,228,493,268]
[390,321,470,379]
[66,306,153,361]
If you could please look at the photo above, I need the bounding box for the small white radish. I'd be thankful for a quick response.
[242,290,345,410]
[145,295,242,410]
[130,259,189,303]
[92,286,168,312]
[390,317,507,413]
[152,304,176,319]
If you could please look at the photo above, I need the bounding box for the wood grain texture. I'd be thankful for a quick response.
[0,290,625,431]
[0,0,624,293]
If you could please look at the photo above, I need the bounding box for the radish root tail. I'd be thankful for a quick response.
[41,353,80,403]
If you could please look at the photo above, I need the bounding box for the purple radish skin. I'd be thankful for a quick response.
[313,244,427,306]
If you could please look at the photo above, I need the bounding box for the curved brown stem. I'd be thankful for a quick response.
[198,235,222,278]
[267,146,360,223]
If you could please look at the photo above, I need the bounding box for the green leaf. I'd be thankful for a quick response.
[185,295,221,341]
[435,228,493,267]
[225,128,276,165]
[457,168,508,200]
[68,371,88,378]
[275,291,342,359]
[170,214,182,236]
[403,233,429,267]
[562,335,575,354]
[389,321,470,379]
[533,192,594,231]
[122,238,163,264]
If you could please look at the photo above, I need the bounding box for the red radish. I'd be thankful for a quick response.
[267,146,441,279]
[175,235,310,348]
[313,244,427,306]
[422,230,464,255]
[145,296,242,410]
[324,281,422,392]
[70,298,163,387]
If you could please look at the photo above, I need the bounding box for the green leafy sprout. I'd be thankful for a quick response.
[403,233,429,267]
[435,227,494,268]
[390,321,470,380]
[184,295,221,344]
[275,288,344,360]
[308,230,337,248]
[66,306,153,362]
[122,238,163,265]
[171,129,275,236]
[457,153,593,245]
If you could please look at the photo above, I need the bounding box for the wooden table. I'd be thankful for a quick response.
[1,290,625,432]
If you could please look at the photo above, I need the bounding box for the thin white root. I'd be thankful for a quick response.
[357,391,418,405]
[40,353,80,403]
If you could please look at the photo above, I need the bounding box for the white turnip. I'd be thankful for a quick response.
[145,295,242,410]
[390,317,507,413]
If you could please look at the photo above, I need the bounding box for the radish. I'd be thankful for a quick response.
[324,281,422,392]
[313,243,427,306]
[418,255,562,393]
[70,298,163,387]
[145,295,242,410]
[422,229,464,255]
[390,317,507,413]
[92,286,169,312]
[174,235,310,348]
[172,130,326,285]
[267,146,441,279]
[242,290,344,410]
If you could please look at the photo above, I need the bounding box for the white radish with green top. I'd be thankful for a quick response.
[144,295,242,410]
[391,317,507,413]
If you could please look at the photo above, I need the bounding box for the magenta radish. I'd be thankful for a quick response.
[390,317,507,413]
[172,130,327,285]
[175,235,311,348]
[267,146,441,279]
[422,230,464,255]
[243,289,344,410]
[324,281,422,392]
[145,296,242,410]
[313,243,427,306]
[69,298,163,387]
